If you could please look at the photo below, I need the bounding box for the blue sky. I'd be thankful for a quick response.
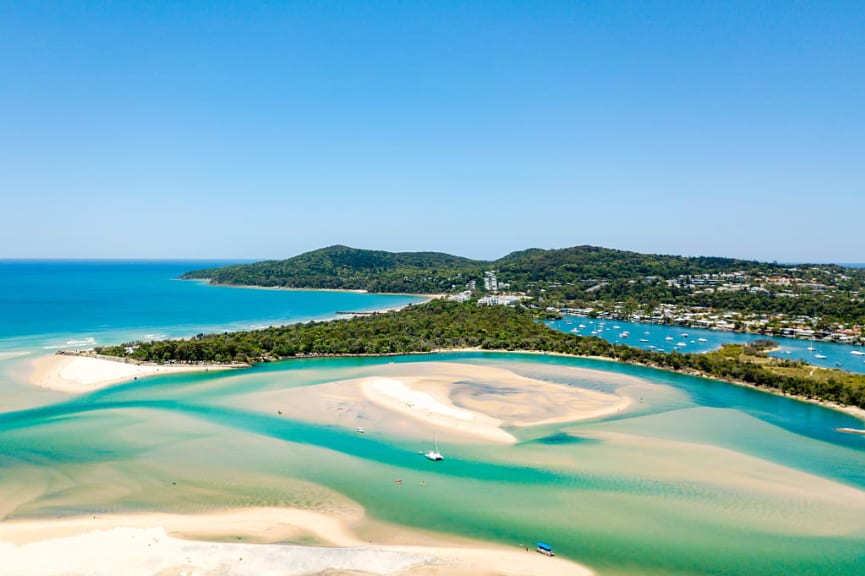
[2,1,863,262]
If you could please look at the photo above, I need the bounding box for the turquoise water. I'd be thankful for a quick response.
[547,315,865,374]
[2,352,865,575]
[0,260,424,354]
[2,263,865,575]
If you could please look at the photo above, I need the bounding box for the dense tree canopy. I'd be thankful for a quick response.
[97,300,865,410]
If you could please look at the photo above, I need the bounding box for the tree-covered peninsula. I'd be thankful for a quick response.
[96,300,865,410]
[181,245,865,328]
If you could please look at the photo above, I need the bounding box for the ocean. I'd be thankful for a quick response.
[0,260,424,354]
[1,262,864,575]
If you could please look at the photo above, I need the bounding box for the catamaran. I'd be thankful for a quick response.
[425,434,443,461]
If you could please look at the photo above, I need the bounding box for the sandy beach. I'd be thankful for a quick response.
[236,361,631,444]
[28,353,243,394]
[0,507,593,576]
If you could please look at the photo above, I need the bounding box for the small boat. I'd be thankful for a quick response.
[681,333,689,338]
[698,338,707,342]
[571,328,579,333]
[536,542,555,557]
[676,342,686,347]
[851,350,865,356]
[640,339,649,343]
[665,336,674,341]
[807,345,816,351]
[356,426,365,434]
[815,354,828,360]
[578,324,586,328]
[424,435,443,461]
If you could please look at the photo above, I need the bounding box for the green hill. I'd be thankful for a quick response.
[182,245,487,293]
[181,244,865,324]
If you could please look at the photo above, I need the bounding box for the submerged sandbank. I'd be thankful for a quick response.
[239,361,631,444]
[28,353,243,394]
[0,507,592,576]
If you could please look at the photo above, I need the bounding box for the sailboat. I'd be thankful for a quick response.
[425,434,444,461]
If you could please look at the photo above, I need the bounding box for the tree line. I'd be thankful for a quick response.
[96,300,865,410]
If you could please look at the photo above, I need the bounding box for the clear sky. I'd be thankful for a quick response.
[2,1,863,262]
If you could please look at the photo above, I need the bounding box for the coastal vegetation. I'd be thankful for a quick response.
[97,300,865,410]
[182,245,481,294]
[181,245,865,328]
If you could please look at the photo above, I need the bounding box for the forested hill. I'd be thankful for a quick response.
[182,244,796,292]
[182,245,865,324]
[494,246,772,282]
[181,245,488,293]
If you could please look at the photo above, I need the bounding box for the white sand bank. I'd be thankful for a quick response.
[28,353,239,394]
[240,362,630,445]
[0,508,592,576]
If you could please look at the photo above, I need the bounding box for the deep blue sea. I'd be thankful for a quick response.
[0,260,424,354]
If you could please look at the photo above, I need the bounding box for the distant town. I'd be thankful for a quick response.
[451,268,864,345]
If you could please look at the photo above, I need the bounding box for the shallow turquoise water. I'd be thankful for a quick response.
[2,352,864,575]
[2,264,865,575]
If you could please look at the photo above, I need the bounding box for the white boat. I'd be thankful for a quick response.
[676,342,686,347]
[814,354,828,360]
[807,344,816,351]
[356,426,365,434]
[578,324,587,328]
[851,351,865,356]
[640,339,649,343]
[665,336,674,341]
[425,435,443,461]
[698,338,707,342]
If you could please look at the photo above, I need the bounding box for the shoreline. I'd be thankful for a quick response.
[0,507,593,576]
[191,278,446,300]
[558,312,865,347]
[28,351,247,394]
[33,344,865,425]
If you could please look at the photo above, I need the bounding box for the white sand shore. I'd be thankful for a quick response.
[361,376,516,444]
[0,507,593,576]
[28,354,239,394]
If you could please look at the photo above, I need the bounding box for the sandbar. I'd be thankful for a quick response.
[28,353,242,395]
[240,361,631,444]
[0,507,593,576]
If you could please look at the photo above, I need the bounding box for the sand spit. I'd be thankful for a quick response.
[0,507,593,576]
[28,353,243,394]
